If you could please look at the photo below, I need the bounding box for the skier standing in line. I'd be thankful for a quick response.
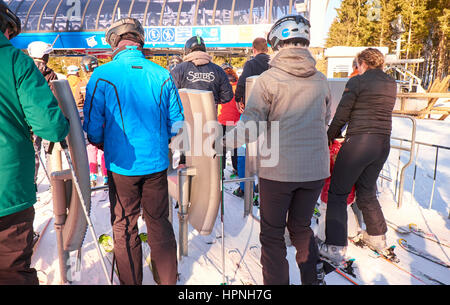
[27,40,59,184]
[170,35,233,106]
[83,18,184,285]
[217,62,240,176]
[232,37,270,197]
[319,48,397,263]
[234,37,270,114]
[217,15,331,285]
[79,55,107,186]
[0,0,69,284]
[66,64,84,110]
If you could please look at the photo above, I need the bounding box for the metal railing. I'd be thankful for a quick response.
[387,115,450,218]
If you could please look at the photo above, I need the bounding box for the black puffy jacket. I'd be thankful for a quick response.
[235,53,270,104]
[327,68,397,141]
[170,52,233,105]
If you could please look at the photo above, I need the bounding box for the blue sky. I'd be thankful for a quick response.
[325,0,342,33]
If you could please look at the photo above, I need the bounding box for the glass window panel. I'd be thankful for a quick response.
[15,0,35,30]
[196,0,215,26]
[129,0,148,24]
[233,0,250,25]
[271,0,290,22]
[8,0,24,13]
[113,0,133,21]
[52,0,89,31]
[97,0,117,29]
[24,0,48,31]
[83,0,103,30]
[178,0,196,26]
[145,0,163,26]
[214,0,232,25]
[251,0,269,24]
[39,0,61,31]
[161,0,180,26]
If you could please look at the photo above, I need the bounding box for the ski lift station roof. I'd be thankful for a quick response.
[8,0,311,53]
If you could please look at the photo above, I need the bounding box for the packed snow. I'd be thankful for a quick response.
[31,116,449,285]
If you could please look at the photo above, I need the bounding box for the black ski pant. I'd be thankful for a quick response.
[325,133,390,246]
[107,169,178,285]
[0,206,39,285]
[259,178,325,285]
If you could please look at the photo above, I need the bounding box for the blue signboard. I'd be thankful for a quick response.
[10,25,254,50]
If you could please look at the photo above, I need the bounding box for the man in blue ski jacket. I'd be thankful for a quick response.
[83,18,184,285]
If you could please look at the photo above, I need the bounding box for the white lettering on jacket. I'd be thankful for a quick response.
[186,71,215,83]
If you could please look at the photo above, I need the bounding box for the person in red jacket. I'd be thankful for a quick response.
[217,63,240,175]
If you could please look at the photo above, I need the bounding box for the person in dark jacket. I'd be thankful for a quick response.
[319,48,397,264]
[170,35,233,105]
[231,37,271,196]
[0,1,69,285]
[27,40,59,184]
[234,37,270,112]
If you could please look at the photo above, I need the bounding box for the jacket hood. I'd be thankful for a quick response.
[183,51,212,66]
[269,47,317,78]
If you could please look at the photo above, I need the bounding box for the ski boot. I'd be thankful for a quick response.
[233,187,244,198]
[319,242,348,266]
[90,174,98,188]
[103,176,108,185]
[316,261,327,285]
[355,231,399,263]
[253,194,259,206]
[318,241,356,277]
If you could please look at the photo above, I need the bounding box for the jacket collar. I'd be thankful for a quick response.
[113,45,144,61]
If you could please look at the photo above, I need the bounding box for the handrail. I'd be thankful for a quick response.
[391,114,417,209]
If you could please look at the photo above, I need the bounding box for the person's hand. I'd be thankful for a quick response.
[236,101,245,114]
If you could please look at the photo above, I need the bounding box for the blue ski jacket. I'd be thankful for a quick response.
[83,46,184,176]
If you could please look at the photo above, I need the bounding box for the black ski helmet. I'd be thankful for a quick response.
[184,35,206,55]
[267,14,311,51]
[0,0,21,39]
[81,55,99,73]
[105,18,145,48]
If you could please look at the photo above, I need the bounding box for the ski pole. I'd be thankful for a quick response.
[220,155,226,285]
[60,140,112,285]
[37,151,51,183]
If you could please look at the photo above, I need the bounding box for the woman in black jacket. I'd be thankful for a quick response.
[319,48,397,263]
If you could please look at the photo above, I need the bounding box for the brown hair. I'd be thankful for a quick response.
[252,37,268,53]
[224,67,239,83]
[356,48,385,69]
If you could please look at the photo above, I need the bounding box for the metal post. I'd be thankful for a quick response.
[178,168,190,259]
[410,144,420,203]
[243,147,253,217]
[428,147,439,210]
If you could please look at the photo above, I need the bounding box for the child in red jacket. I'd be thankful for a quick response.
[316,140,363,241]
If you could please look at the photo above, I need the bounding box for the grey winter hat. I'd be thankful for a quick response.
[105,18,145,48]
[267,14,311,51]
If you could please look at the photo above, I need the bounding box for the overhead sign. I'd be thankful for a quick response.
[11,24,272,50]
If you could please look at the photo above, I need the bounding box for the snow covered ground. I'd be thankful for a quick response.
[31,117,450,285]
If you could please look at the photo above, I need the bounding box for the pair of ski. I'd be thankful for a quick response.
[386,219,450,248]
[386,219,450,269]
[348,235,446,285]
[98,233,160,285]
